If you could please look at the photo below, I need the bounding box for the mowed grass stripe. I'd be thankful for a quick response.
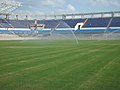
[0,45,76,58]
[75,46,120,90]
[0,40,80,59]
[78,55,120,90]
[0,44,97,77]
[0,43,104,67]
[3,44,119,87]
[38,45,120,90]
[0,45,84,76]
[0,40,76,59]
[0,44,104,89]
[0,46,78,67]
[22,43,120,88]
[0,45,76,61]
[0,43,114,89]
[0,40,120,90]
[0,43,115,75]
[0,47,69,62]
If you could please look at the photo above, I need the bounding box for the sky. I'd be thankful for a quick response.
[15,0,120,15]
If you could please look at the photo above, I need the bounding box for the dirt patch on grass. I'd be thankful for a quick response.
[4,46,40,48]
[3,46,74,48]
[96,44,120,46]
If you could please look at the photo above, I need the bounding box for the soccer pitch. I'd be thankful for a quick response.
[0,40,120,90]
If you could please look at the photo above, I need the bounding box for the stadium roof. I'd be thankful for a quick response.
[0,0,22,14]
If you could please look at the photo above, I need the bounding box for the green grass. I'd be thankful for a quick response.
[0,40,120,90]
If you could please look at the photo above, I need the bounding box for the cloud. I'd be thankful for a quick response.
[41,0,65,7]
[16,0,76,14]
[14,10,45,15]
[91,0,120,7]
[19,0,66,8]
[15,0,120,15]
[67,4,76,12]
[16,0,67,14]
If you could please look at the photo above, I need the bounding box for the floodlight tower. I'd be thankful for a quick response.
[0,0,22,14]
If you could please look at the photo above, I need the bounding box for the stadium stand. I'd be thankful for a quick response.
[110,17,120,27]
[84,18,111,27]
[0,12,120,34]
[0,17,120,29]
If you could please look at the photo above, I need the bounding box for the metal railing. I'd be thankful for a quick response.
[0,11,120,20]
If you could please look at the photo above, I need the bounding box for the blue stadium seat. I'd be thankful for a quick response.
[110,17,120,27]
[63,19,85,28]
[84,18,111,27]
[0,17,120,34]
[8,20,34,28]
